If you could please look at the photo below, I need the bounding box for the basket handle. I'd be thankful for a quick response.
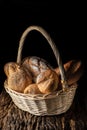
[17,25,68,90]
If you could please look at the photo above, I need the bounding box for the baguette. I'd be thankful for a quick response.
[54,60,84,85]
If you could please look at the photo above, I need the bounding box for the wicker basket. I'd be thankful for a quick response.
[4,25,77,116]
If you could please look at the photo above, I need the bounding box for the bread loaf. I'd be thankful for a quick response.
[4,62,33,93]
[22,56,52,82]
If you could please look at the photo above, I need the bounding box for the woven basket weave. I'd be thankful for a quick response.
[4,25,77,116]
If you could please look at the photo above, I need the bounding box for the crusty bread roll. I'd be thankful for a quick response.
[24,83,41,94]
[4,62,33,93]
[4,62,18,77]
[36,69,59,94]
[22,56,52,82]
[37,78,56,94]
[54,60,84,85]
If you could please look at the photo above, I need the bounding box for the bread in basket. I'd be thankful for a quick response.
[4,25,83,116]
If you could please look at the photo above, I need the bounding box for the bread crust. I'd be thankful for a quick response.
[22,56,52,82]
[37,69,59,94]
[4,62,33,93]
[54,60,84,85]
[24,83,41,94]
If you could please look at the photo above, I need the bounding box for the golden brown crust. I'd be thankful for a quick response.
[4,62,33,93]
[54,60,84,85]
[4,57,83,94]
[22,57,59,94]
[66,60,84,85]
[38,79,56,94]
[4,62,19,77]
[24,83,41,94]
[37,69,59,93]
[54,60,73,75]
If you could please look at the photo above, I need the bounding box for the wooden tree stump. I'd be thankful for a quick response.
[0,89,87,130]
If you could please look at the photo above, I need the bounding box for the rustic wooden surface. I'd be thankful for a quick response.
[0,88,87,130]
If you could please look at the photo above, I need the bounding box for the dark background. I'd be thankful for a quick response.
[0,2,87,109]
